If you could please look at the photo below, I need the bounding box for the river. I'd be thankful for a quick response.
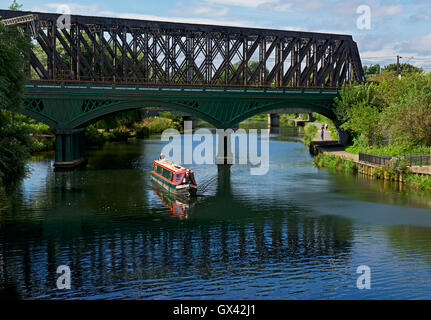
[1,123,431,299]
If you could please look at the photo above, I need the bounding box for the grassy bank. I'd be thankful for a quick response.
[303,123,318,146]
[313,153,357,174]
[313,152,431,192]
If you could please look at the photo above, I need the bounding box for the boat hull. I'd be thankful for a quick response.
[151,172,197,197]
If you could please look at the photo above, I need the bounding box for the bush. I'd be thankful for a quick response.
[286,119,296,127]
[406,175,431,191]
[135,125,150,139]
[86,125,107,146]
[142,117,181,133]
[31,137,55,152]
[111,127,131,141]
[313,153,357,174]
[304,123,318,145]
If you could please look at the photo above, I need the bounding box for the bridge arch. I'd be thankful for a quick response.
[70,100,225,129]
[66,98,337,130]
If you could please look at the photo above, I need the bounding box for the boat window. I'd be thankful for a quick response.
[162,168,171,179]
[174,174,184,184]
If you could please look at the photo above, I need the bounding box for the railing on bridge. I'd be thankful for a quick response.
[0,9,364,88]
[359,152,431,167]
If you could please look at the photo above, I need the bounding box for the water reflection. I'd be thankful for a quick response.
[1,124,431,299]
[152,183,196,219]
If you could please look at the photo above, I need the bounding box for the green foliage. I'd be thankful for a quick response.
[135,125,150,139]
[95,109,147,129]
[9,0,22,10]
[249,113,268,121]
[381,73,431,146]
[363,64,381,78]
[334,82,387,124]
[313,153,357,174]
[111,127,130,141]
[86,125,107,146]
[336,71,431,156]
[303,123,318,145]
[0,11,32,188]
[31,137,54,152]
[383,63,423,76]
[142,116,181,133]
[405,175,431,191]
[385,156,410,177]
[158,111,181,122]
[312,113,338,140]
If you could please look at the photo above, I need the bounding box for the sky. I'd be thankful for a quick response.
[1,0,431,70]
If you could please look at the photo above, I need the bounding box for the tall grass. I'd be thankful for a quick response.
[304,123,318,145]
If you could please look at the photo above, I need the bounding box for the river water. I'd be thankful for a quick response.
[1,124,431,300]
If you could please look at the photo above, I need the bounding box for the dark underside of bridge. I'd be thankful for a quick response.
[0,9,364,170]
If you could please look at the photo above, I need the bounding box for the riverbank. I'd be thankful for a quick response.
[307,124,431,192]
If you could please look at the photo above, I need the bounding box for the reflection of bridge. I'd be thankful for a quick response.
[0,10,364,169]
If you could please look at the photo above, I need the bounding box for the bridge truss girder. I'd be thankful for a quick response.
[0,9,364,88]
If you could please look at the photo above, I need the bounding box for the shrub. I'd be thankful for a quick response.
[111,127,130,141]
[136,125,150,139]
[304,123,318,145]
[86,125,107,146]
[142,117,181,133]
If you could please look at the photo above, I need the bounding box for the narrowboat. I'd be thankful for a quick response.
[151,158,197,197]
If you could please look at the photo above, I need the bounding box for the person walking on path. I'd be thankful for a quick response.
[325,123,328,130]
[321,125,324,140]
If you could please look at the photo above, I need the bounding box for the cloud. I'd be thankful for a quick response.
[203,0,278,9]
[99,11,259,28]
[34,3,101,15]
[191,6,229,17]
[396,33,431,56]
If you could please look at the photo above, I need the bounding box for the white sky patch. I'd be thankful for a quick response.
[398,33,431,55]
[203,0,278,8]
[191,6,230,17]
[36,3,101,15]
[100,11,261,28]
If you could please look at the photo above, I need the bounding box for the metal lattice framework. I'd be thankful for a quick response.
[0,9,364,88]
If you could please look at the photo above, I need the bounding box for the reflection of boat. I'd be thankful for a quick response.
[151,158,197,197]
[152,184,195,219]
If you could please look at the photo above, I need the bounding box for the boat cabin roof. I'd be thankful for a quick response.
[153,159,192,174]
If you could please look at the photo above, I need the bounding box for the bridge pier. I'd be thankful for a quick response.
[216,130,235,165]
[308,113,316,122]
[268,114,280,128]
[338,130,350,146]
[54,128,88,171]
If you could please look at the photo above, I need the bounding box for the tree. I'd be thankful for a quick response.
[334,83,387,146]
[363,64,381,78]
[382,72,431,147]
[0,2,33,188]
[383,63,423,75]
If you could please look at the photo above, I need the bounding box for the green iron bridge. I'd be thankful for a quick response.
[0,9,364,169]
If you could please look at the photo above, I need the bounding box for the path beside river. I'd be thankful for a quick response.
[311,123,358,161]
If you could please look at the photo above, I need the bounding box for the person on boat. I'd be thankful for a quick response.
[184,170,190,184]
[159,153,166,160]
